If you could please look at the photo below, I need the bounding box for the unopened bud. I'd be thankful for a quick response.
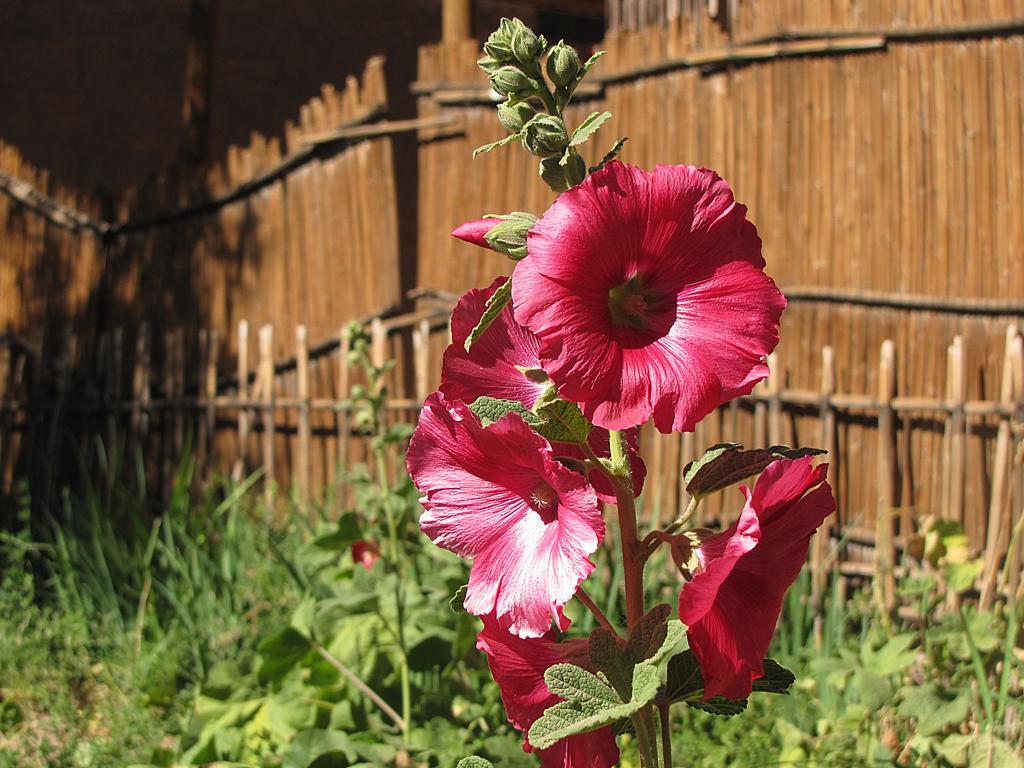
[497,100,535,133]
[489,66,541,100]
[476,55,503,75]
[546,41,580,87]
[510,20,544,67]
[483,20,515,62]
[484,212,537,260]
[522,115,568,158]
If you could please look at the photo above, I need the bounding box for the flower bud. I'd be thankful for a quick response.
[483,212,537,260]
[497,100,535,133]
[483,20,515,62]
[489,66,541,100]
[510,20,544,67]
[546,41,580,87]
[522,115,568,159]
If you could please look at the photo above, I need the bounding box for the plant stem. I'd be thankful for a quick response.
[576,585,617,635]
[658,700,673,768]
[608,429,659,767]
[958,604,996,730]
[314,641,406,733]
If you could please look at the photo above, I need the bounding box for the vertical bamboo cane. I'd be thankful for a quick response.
[812,345,837,638]
[108,328,123,457]
[980,325,1019,608]
[767,351,783,447]
[947,336,967,527]
[232,320,249,483]
[132,323,151,440]
[413,318,431,403]
[204,329,219,482]
[259,324,275,506]
[337,329,351,510]
[197,329,209,469]
[296,324,312,518]
[874,340,897,618]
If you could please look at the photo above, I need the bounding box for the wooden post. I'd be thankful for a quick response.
[442,0,472,42]
[413,318,431,403]
[131,323,151,439]
[337,329,351,509]
[180,0,219,164]
[1006,334,1024,600]
[946,336,967,525]
[204,329,219,481]
[259,324,275,506]
[812,345,837,637]
[232,321,250,483]
[108,328,123,456]
[874,340,897,618]
[766,351,783,447]
[172,329,185,464]
[981,326,1020,608]
[162,331,177,493]
[296,324,312,516]
[197,329,209,468]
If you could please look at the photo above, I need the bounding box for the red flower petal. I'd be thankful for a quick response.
[678,457,835,700]
[477,615,620,768]
[452,218,498,249]
[406,392,604,638]
[513,161,786,433]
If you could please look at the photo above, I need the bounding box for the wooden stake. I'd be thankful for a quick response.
[296,324,312,516]
[981,325,1020,608]
[874,340,898,618]
[812,345,837,635]
[337,329,351,510]
[232,320,249,483]
[204,329,219,482]
[413,318,431,403]
[259,324,275,506]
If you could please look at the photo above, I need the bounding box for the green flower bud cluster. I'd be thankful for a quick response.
[546,41,580,87]
[483,211,537,260]
[521,115,568,159]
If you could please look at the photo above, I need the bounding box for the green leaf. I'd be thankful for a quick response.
[449,584,469,613]
[311,511,362,551]
[968,733,1023,768]
[280,729,357,768]
[569,111,613,148]
[946,559,983,593]
[533,386,591,443]
[588,627,633,701]
[464,276,513,352]
[528,663,660,749]
[853,668,893,710]
[257,627,311,684]
[752,659,796,694]
[290,596,316,639]
[693,697,748,716]
[472,132,522,158]
[683,443,827,499]
[577,50,605,80]
[898,683,970,737]
[665,650,704,703]
[589,137,628,174]
[456,759,495,768]
[469,396,543,429]
[625,604,672,664]
[863,633,917,676]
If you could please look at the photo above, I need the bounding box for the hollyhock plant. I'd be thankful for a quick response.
[406,391,603,638]
[441,277,646,502]
[410,19,836,768]
[476,614,620,768]
[678,457,835,700]
[512,161,787,434]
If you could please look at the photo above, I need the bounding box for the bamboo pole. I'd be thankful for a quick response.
[812,345,837,636]
[204,329,219,482]
[874,340,898,617]
[980,325,1019,608]
[232,320,249,483]
[259,324,275,506]
[296,324,312,517]
[337,329,351,510]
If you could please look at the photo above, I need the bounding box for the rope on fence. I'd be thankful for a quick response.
[0,113,457,239]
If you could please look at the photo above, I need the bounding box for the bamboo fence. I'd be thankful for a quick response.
[1,312,1020,601]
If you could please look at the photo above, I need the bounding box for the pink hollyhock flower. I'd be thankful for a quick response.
[441,278,646,503]
[477,614,620,768]
[452,218,498,248]
[406,391,604,638]
[513,161,787,433]
[350,540,380,570]
[677,457,835,701]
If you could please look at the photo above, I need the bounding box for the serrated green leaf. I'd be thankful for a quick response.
[449,584,469,613]
[752,659,796,694]
[588,627,633,701]
[946,559,983,593]
[456,758,495,768]
[472,132,522,158]
[469,396,539,427]
[683,443,827,498]
[625,604,672,664]
[311,511,362,551]
[577,50,605,80]
[589,137,628,174]
[693,696,748,716]
[533,387,591,443]
[898,683,970,737]
[543,664,620,708]
[863,633,917,676]
[570,111,613,148]
[465,276,513,352]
